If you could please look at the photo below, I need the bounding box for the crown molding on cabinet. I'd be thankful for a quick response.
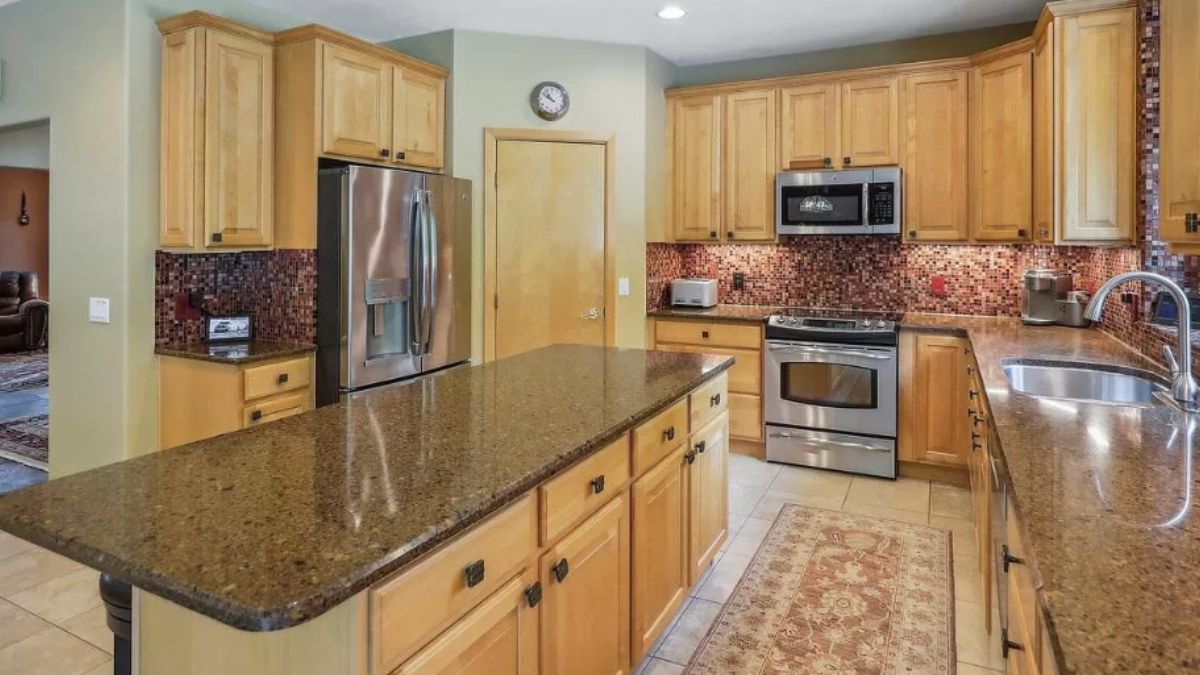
[156,11,275,43]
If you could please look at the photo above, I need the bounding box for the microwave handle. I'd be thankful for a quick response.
[861,183,870,226]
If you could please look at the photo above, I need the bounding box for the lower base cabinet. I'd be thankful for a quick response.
[631,449,689,662]
[688,412,729,585]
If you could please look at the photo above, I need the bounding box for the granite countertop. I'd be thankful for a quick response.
[904,313,1200,673]
[0,345,732,631]
[155,340,316,364]
[647,304,777,322]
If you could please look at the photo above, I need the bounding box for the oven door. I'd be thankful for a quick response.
[764,339,897,437]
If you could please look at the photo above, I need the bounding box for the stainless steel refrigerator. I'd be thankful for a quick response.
[316,164,472,406]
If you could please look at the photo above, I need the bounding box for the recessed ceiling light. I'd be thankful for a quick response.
[657,5,687,20]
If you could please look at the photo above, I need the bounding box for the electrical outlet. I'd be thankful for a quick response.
[930,275,948,297]
[732,272,745,291]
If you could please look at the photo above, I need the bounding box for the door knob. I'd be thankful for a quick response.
[582,307,601,320]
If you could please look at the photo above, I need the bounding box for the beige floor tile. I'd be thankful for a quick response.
[80,661,113,675]
[59,606,111,654]
[749,489,843,520]
[9,569,101,624]
[845,476,931,514]
[0,599,51,651]
[727,454,781,488]
[929,515,977,552]
[721,517,773,558]
[768,465,853,501]
[841,501,929,526]
[931,482,974,520]
[719,513,749,554]
[0,626,109,675]
[0,533,34,564]
[956,600,1004,670]
[634,656,685,675]
[0,549,81,598]
[693,552,752,604]
[654,598,722,665]
[956,663,1002,675]
[952,554,984,604]
[727,483,767,518]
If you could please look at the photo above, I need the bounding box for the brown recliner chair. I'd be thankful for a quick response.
[0,272,49,352]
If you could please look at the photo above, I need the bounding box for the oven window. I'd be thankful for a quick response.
[780,362,877,409]
[781,184,863,226]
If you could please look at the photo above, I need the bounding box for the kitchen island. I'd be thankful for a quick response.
[0,344,733,674]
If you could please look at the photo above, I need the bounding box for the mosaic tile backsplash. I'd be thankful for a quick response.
[155,250,317,346]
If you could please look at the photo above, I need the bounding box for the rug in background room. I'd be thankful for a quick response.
[0,414,48,468]
[685,504,955,675]
[0,350,48,393]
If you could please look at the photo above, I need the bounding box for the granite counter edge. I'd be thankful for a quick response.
[155,342,316,365]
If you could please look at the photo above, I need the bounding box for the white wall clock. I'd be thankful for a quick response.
[531,81,570,121]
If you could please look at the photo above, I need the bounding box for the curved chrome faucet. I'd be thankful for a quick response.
[1084,271,1199,411]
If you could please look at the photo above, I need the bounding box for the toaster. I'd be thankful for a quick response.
[670,278,718,308]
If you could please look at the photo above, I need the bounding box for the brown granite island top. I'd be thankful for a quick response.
[0,345,732,632]
[155,339,316,364]
[904,314,1200,674]
[647,304,777,322]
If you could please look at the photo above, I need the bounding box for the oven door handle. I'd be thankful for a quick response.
[768,430,893,453]
[766,343,894,360]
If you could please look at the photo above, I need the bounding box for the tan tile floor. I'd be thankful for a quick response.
[634,454,1003,674]
[0,454,997,675]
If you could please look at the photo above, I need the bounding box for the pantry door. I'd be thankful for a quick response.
[486,131,613,360]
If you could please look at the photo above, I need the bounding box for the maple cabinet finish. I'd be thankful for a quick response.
[900,333,970,468]
[539,435,631,544]
[669,94,723,242]
[687,412,729,586]
[901,70,969,241]
[779,83,839,170]
[1006,498,1047,675]
[393,68,446,170]
[723,89,778,241]
[840,77,900,167]
[966,351,993,633]
[321,42,393,160]
[630,448,688,662]
[1160,0,1200,251]
[971,50,1033,242]
[631,398,689,475]
[1032,23,1056,244]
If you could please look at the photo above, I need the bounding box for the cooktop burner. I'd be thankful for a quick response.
[766,308,901,346]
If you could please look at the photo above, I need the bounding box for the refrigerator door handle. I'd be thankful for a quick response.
[423,190,438,353]
[410,189,427,356]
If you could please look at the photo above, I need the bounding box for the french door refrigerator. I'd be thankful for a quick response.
[316,164,472,406]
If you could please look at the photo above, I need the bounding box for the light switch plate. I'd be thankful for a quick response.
[618,277,630,297]
[89,297,111,324]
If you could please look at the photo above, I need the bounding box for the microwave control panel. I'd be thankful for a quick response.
[867,182,896,225]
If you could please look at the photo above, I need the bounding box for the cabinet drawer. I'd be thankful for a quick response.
[242,392,308,428]
[371,494,537,674]
[728,393,763,441]
[657,343,760,394]
[655,319,761,349]
[632,399,688,476]
[243,356,310,402]
[539,435,631,544]
[689,373,729,433]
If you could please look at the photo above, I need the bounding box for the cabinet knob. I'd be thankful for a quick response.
[823,157,832,167]
[1002,629,1025,658]
[396,150,407,161]
[685,448,697,465]
[211,233,223,243]
[524,581,542,608]
[663,426,676,442]
[709,231,717,239]
[710,392,721,407]
[695,440,707,454]
[551,558,570,583]
[701,330,710,339]
[277,373,289,385]
[968,389,978,399]
[379,148,391,158]
[728,229,735,238]
[842,156,851,166]
[589,475,606,494]
[1187,213,1199,234]
[1017,228,1028,239]
[908,230,917,239]
[250,410,263,422]
[1001,544,1025,573]
[464,559,486,588]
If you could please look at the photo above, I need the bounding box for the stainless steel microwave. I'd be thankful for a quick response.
[776,167,901,235]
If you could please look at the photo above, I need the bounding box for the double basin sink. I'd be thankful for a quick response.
[1002,359,1168,406]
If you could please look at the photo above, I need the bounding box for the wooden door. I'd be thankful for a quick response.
[779,83,839,170]
[1032,24,1055,243]
[723,89,777,241]
[901,71,969,241]
[910,334,968,467]
[203,29,273,248]
[670,94,722,241]
[688,413,729,585]
[160,28,201,248]
[395,570,539,675]
[840,77,899,167]
[494,140,607,359]
[540,495,630,675]
[1059,9,1136,243]
[630,450,687,662]
[321,42,392,160]
[971,52,1033,242]
[393,67,445,170]
[1160,0,1200,247]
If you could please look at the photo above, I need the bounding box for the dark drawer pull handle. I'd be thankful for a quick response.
[379,148,390,158]
[968,389,978,399]
[552,558,569,583]
[685,448,697,465]
[464,559,486,588]
[710,393,721,407]
[1002,629,1025,658]
[211,233,223,243]
[277,373,289,385]
[524,581,542,608]
[701,330,710,339]
[250,410,263,422]
[663,426,676,442]
[842,156,851,165]
[396,150,407,161]
[695,440,707,454]
[1002,544,1024,573]
[590,475,606,494]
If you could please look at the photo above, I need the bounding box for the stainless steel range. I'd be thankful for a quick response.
[764,310,900,478]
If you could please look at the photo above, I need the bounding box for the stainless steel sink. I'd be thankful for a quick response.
[1002,359,1168,405]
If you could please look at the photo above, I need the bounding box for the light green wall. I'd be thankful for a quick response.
[385,30,456,172]
[644,51,678,246]
[0,121,51,170]
[676,22,1036,87]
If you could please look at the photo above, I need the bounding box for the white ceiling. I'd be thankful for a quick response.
[244,0,1045,66]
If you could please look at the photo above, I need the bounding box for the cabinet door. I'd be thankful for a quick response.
[393,67,445,170]
[630,450,687,663]
[670,94,722,242]
[395,570,539,675]
[203,29,273,248]
[779,83,839,170]
[971,52,1033,242]
[902,71,969,241]
[688,413,729,586]
[1058,9,1136,243]
[540,494,630,675]
[1032,24,1055,243]
[840,77,899,167]
[723,89,777,241]
[910,334,969,467]
[321,42,392,160]
[1160,0,1200,247]
[160,28,202,248]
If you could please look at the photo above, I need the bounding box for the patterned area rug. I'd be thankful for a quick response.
[0,415,48,467]
[685,505,955,674]
[0,351,48,393]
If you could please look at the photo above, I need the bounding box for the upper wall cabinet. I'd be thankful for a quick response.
[668,94,723,242]
[777,78,898,170]
[778,84,839,170]
[159,16,274,250]
[840,77,900,168]
[723,89,777,242]
[1160,0,1200,252]
[971,49,1033,242]
[901,70,969,242]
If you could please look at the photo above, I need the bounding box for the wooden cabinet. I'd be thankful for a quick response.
[630,449,688,662]
[669,94,723,242]
[540,494,630,675]
[320,43,393,160]
[723,89,777,241]
[900,333,969,469]
[1032,23,1055,244]
[966,352,992,633]
[159,20,273,250]
[393,68,446,170]
[840,77,900,167]
[779,84,839,170]
[971,50,1033,242]
[688,412,729,585]
[901,70,969,241]
[1006,499,1044,675]
[1160,0,1200,250]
